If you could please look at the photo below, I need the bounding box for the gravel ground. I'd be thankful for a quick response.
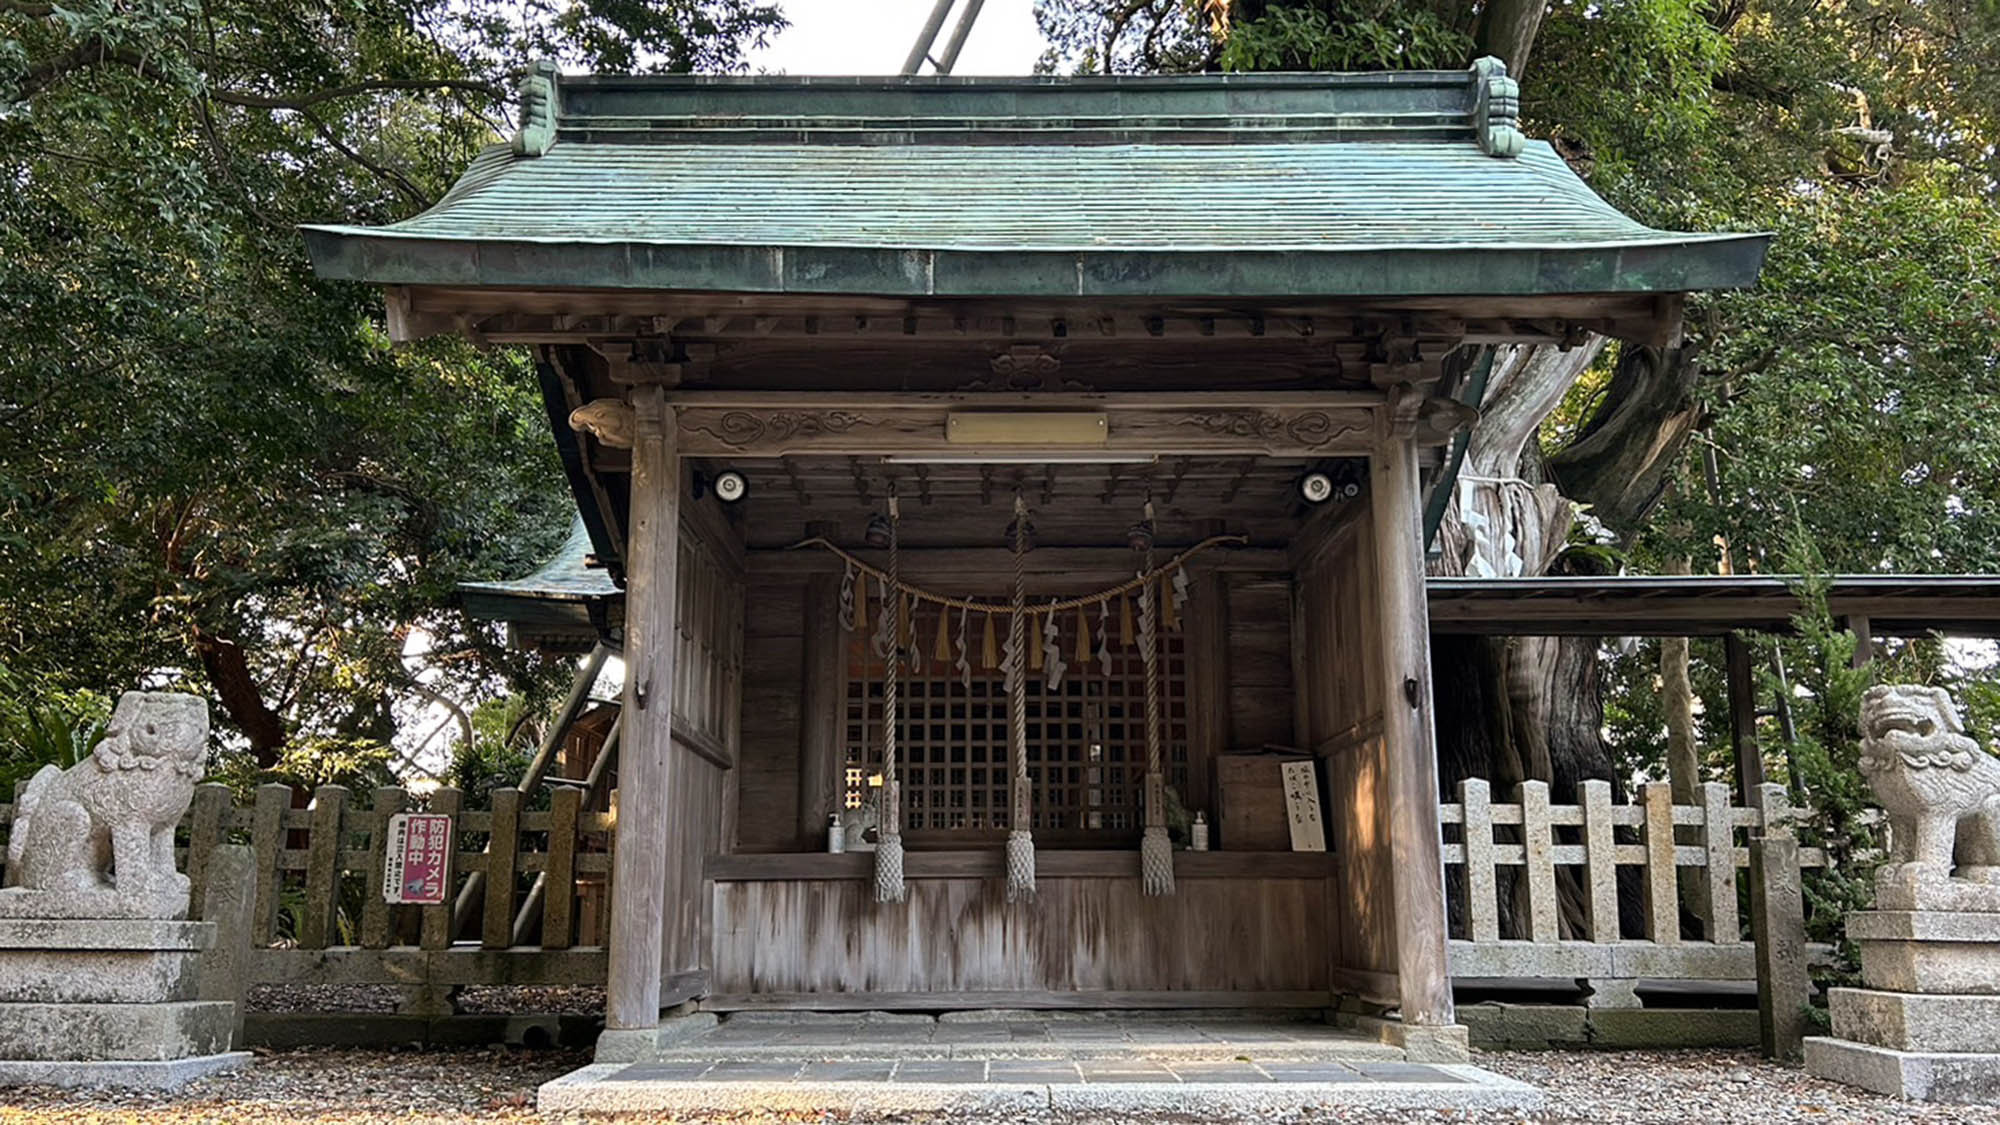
[3,1046,1999,1123]
[246,985,605,1015]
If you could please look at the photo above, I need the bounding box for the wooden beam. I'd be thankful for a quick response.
[1369,426,1456,1032]
[604,387,681,1032]
[663,392,1380,458]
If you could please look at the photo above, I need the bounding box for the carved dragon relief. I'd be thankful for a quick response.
[1172,410,1368,451]
[684,410,870,452]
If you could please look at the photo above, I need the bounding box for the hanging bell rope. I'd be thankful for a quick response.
[1005,492,1037,903]
[1137,500,1176,897]
[874,491,907,905]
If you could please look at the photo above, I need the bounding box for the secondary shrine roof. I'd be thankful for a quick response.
[303,63,1768,300]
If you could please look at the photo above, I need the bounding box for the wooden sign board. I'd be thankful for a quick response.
[381,812,453,904]
[1280,759,1327,853]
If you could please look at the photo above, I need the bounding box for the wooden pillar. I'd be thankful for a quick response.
[1369,429,1455,1029]
[797,564,845,847]
[1846,614,1873,668]
[606,385,680,1032]
[1724,631,1765,807]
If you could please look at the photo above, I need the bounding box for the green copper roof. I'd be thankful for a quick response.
[303,63,1768,299]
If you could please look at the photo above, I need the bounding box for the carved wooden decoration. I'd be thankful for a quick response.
[671,394,1377,458]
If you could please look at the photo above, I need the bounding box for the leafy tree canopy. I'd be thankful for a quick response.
[0,0,782,769]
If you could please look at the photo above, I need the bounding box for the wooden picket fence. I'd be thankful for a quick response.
[1440,778,1823,1005]
[1,781,615,1012]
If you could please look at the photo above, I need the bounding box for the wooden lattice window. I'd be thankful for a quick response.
[843,610,1188,845]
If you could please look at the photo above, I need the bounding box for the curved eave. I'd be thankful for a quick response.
[302,228,1770,300]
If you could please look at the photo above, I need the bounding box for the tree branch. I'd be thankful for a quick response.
[291,105,435,210]
[208,77,504,111]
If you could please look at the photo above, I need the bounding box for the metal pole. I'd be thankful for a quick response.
[936,0,987,73]
[901,0,958,74]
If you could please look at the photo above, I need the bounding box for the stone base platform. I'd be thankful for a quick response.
[1806,909,2000,1104]
[0,1052,250,1091]
[547,1013,1540,1116]
[0,916,246,1089]
[1806,1037,2000,1104]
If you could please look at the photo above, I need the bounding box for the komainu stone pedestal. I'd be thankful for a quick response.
[0,918,249,1089]
[1805,911,2000,1103]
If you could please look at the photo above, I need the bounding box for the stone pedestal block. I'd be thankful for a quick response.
[1852,910,2000,994]
[1808,911,2000,1103]
[0,919,210,1004]
[1806,1037,2000,1104]
[0,918,247,1089]
[1830,988,2000,1055]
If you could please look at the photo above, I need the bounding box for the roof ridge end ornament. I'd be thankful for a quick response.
[1469,56,1525,159]
[512,60,560,158]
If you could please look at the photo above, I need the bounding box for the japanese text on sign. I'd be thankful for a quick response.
[381,812,453,904]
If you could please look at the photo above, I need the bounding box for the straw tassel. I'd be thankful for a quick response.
[1029,611,1044,671]
[983,613,999,669]
[934,605,952,662]
[1075,605,1090,665]
[1120,594,1134,648]
[1161,573,1180,631]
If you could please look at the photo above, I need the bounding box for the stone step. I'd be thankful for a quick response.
[649,1039,1408,1062]
[540,1058,1544,1116]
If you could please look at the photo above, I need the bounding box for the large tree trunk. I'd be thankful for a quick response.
[1473,0,1546,78]
[1430,340,1706,939]
[192,626,287,767]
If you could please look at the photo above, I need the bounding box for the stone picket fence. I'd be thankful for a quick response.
[2,775,1831,1049]
[1441,777,1826,1051]
[1,781,614,1027]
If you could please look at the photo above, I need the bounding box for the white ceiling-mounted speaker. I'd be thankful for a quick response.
[1300,472,1334,504]
[713,470,748,503]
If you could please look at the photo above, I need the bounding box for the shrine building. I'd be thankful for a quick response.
[305,61,1767,1061]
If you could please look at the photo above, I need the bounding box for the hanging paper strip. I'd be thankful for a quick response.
[955,605,972,692]
[838,563,858,632]
[1172,566,1191,624]
[871,577,896,658]
[1096,599,1112,677]
[1043,600,1066,690]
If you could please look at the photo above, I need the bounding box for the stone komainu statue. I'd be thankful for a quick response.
[3,692,208,919]
[1859,684,2000,904]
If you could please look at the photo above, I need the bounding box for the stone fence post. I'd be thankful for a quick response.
[1749,783,1810,1061]
[197,844,256,1051]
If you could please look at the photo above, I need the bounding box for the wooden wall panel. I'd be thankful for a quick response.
[1223,577,1296,750]
[736,579,805,852]
[660,507,747,980]
[1296,505,1397,996]
[712,873,1332,998]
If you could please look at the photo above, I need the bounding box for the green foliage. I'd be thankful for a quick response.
[447,694,540,805]
[210,735,399,799]
[1218,1,1470,70]
[1034,0,1218,73]
[0,0,780,769]
[0,663,113,793]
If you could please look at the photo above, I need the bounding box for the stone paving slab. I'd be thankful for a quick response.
[538,1059,1543,1115]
